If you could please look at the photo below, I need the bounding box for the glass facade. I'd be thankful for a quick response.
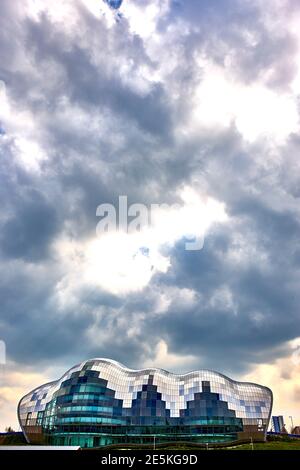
[18,358,273,447]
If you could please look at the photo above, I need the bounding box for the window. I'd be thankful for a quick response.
[26,412,32,425]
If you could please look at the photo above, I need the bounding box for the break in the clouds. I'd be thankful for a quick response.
[1,0,300,429]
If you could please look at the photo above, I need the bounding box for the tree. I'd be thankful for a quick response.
[5,426,15,433]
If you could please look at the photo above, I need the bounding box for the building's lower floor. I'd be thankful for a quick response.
[24,423,267,448]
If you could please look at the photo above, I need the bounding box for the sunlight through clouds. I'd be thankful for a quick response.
[191,60,299,143]
[54,186,228,295]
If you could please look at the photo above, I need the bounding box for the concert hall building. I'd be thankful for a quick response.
[18,358,272,447]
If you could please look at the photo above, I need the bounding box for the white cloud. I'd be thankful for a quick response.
[243,342,300,431]
[0,81,47,172]
[144,339,198,373]
[123,0,169,39]
[54,186,227,295]
[189,60,299,143]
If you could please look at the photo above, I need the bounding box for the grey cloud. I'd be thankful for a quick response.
[160,0,299,91]
[144,142,300,367]
[0,0,299,381]
[4,6,173,140]
[1,189,59,261]
[0,260,123,365]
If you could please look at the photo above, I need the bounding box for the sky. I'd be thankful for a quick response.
[0,0,300,432]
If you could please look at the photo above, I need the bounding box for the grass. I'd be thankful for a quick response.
[100,438,300,451]
[0,433,27,446]
[228,440,300,450]
[1,434,300,450]
[151,441,300,450]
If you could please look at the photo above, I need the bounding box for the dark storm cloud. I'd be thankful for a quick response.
[0,0,178,235]
[2,4,172,140]
[137,137,300,374]
[0,1,175,247]
[0,0,299,379]
[146,229,300,374]
[0,259,127,365]
[0,188,59,261]
[26,30,171,137]
[0,136,61,262]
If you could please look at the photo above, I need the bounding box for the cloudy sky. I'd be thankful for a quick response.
[1,0,300,431]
